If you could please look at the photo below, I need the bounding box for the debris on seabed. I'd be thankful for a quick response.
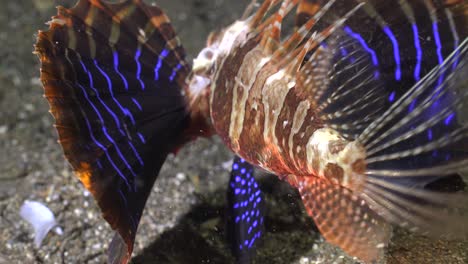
[19,200,63,247]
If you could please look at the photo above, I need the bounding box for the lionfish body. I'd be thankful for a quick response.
[35,0,468,263]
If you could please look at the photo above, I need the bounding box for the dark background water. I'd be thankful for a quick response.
[0,1,467,263]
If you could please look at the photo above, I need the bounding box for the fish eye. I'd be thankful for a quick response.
[201,48,214,60]
[193,47,217,74]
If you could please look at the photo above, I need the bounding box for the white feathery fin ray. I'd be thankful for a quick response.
[361,38,468,177]
[296,28,387,139]
[354,39,468,240]
[362,174,468,239]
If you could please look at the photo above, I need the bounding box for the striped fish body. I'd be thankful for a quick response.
[209,30,366,181]
[192,0,468,262]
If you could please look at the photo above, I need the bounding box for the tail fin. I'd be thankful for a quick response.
[35,0,189,262]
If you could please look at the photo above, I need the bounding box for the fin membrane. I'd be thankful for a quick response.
[295,0,467,139]
[297,177,391,263]
[35,0,189,262]
[358,41,468,240]
[227,156,265,263]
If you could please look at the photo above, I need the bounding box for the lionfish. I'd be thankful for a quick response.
[35,0,468,263]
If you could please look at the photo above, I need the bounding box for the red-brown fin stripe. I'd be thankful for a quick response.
[64,0,188,81]
[259,0,299,54]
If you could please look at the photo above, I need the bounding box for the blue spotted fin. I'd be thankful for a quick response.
[34,0,189,263]
[226,156,265,264]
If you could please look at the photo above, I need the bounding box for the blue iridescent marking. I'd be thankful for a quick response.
[427,129,433,141]
[131,98,142,111]
[127,141,144,166]
[169,64,182,82]
[409,99,417,113]
[77,76,138,180]
[101,126,138,178]
[97,160,103,169]
[252,220,258,227]
[388,91,396,102]
[154,49,169,81]
[228,157,264,257]
[340,47,348,57]
[383,26,401,81]
[78,60,125,136]
[113,51,129,90]
[411,23,423,81]
[81,104,131,189]
[118,189,129,207]
[248,236,257,248]
[432,22,444,66]
[444,113,455,125]
[134,49,145,90]
[432,22,445,86]
[137,132,146,144]
[344,26,379,66]
[445,154,451,161]
[93,60,136,125]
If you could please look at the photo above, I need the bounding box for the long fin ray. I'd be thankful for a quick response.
[360,39,468,176]
[362,175,468,239]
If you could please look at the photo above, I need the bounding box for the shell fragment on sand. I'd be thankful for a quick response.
[20,200,63,247]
